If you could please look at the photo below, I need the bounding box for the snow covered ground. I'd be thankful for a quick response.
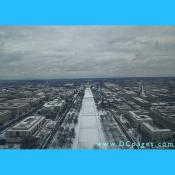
[73,88,106,149]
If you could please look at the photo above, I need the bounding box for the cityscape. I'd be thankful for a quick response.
[0,26,175,149]
[0,78,175,149]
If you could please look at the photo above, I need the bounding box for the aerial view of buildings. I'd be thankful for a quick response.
[0,26,175,149]
[0,78,175,149]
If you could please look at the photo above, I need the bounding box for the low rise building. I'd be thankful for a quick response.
[124,90,138,99]
[132,97,150,108]
[150,105,175,131]
[116,103,132,113]
[16,90,33,98]
[6,115,46,143]
[0,110,11,125]
[124,111,153,128]
[6,98,42,108]
[43,99,65,111]
[140,122,172,142]
[0,98,7,102]
[0,102,30,117]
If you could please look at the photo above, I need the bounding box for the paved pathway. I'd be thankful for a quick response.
[73,88,105,149]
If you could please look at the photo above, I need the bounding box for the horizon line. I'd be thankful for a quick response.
[0,76,175,81]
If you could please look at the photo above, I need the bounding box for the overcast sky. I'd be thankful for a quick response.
[0,26,175,80]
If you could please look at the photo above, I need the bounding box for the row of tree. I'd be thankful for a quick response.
[57,127,75,148]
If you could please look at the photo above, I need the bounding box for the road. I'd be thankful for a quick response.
[0,103,44,135]
[42,91,80,149]
[109,109,138,149]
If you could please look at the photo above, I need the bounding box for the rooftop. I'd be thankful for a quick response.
[142,122,171,132]
[0,110,11,115]
[132,97,149,104]
[128,111,152,121]
[0,102,28,108]
[43,99,64,108]
[8,116,45,131]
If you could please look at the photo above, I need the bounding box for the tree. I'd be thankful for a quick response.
[21,137,39,149]
[67,118,72,124]
[0,139,6,145]
[54,106,60,113]
[69,128,75,138]
[66,139,73,148]
[57,136,66,148]
[58,126,64,133]
[73,118,78,124]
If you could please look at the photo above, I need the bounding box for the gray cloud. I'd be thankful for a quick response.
[0,26,175,79]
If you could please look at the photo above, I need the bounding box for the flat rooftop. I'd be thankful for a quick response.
[0,110,11,115]
[132,97,149,104]
[9,116,45,131]
[142,122,171,132]
[128,111,152,120]
[0,102,28,108]
[125,90,137,95]
[44,100,63,108]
